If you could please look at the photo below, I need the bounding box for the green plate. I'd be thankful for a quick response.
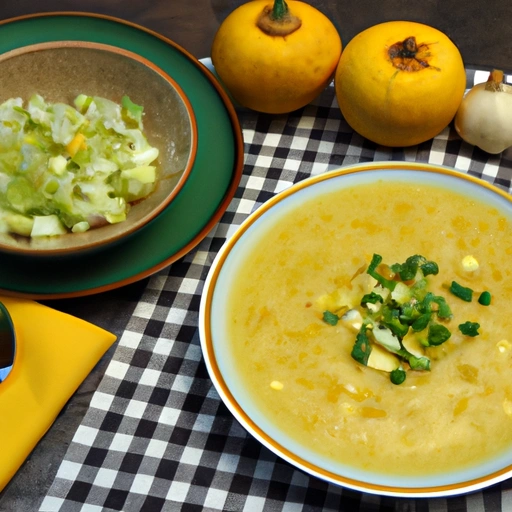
[0,13,244,299]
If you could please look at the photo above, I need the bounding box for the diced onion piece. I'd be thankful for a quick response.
[341,309,363,331]
[391,282,411,304]
[497,340,511,353]
[6,213,33,237]
[462,255,479,272]
[367,344,400,372]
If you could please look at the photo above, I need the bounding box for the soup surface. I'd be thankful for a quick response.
[227,179,512,476]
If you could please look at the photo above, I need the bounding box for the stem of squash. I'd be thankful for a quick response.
[257,0,302,36]
[270,0,289,21]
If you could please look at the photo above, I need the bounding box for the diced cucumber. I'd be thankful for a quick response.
[71,221,90,233]
[31,215,67,237]
[0,94,159,238]
[49,155,68,176]
[44,179,60,194]
[6,213,34,237]
[121,165,156,184]
[104,211,127,224]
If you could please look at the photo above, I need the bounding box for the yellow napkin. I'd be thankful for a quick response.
[0,296,116,492]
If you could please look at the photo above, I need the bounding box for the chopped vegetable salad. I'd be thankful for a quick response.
[0,94,159,237]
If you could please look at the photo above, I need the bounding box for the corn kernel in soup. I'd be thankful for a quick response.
[227,180,512,476]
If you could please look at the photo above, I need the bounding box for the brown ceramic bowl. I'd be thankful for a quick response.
[0,41,197,256]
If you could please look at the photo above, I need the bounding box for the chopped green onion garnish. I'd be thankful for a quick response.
[382,305,410,338]
[430,295,452,319]
[360,292,384,306]
[367,254,397,291]
[322,310,339,326]
[420,260,439,277]
[449,281,473,302]
[427,322,452,346]
[459,321,480,337]
[321,254,491,386]
[478,291,492,306]
[391,255,439,281]
[351,325,372,366]
[411,313,431,332]
[390,367,406,385]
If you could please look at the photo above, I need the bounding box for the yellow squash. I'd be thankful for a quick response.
[335,21,466,147]
[211,0,342,114]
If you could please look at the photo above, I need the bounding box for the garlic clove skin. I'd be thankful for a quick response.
[454,81,512,154]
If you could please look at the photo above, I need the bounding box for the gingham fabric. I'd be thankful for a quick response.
[40,68,512,512]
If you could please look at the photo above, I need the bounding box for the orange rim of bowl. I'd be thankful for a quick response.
[0,39,199,257]
[0,12,244,298]
[201,161,512,497]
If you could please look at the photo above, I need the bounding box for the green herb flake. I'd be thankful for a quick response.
[391,255,439,281]
[360,292,384,306]
[450,281,473,302]
[420,260,439,277]
[367,254,397,291]
[390,367,407,385]
[399,301,422,325]
[394,347,431,371]
[382,305,409,338]
[351,326,372,366]
[430,295,453,319]
[427,322,451,346]
[322,310,339,326]
[411,313,431,332]
[459,321,480,337]
[407,354,431,371]
[478,291,492,306]
[391,259,417,281]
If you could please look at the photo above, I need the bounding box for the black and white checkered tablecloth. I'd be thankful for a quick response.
[39,69,512,512]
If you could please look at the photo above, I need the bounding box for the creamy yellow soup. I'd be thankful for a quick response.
[227,180,512,476]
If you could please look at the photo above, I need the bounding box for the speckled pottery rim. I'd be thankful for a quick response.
[199,161,512,498]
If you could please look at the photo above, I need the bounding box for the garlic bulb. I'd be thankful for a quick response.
[454,69,512,154]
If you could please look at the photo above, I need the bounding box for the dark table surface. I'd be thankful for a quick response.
[0,2,512,511]
[0,0,512,71]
